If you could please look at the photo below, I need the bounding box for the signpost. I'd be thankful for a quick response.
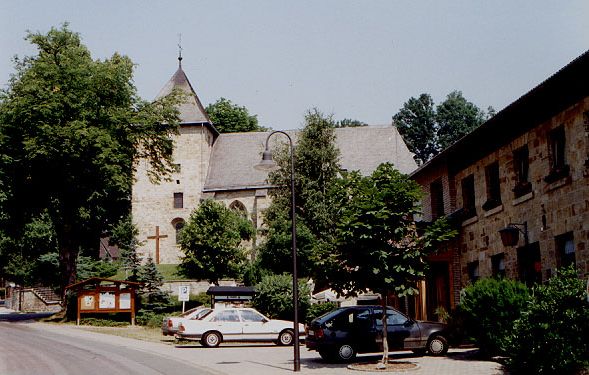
[178,285,190,313]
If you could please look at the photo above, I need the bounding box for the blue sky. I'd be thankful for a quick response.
[1,1,587,130]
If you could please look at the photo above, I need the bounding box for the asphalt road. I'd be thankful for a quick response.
[0,322,218,375]
[0,322,505,375]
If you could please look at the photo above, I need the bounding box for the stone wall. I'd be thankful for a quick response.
[451,98,589,285]
[132,125,214,264]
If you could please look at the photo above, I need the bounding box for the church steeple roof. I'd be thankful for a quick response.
[155,58,213,127]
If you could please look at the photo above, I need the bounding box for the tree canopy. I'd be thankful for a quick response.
[326,163,457,297]
[393,91,491,165]
[335,118,367,128]
[258,109,341,279]
[178,199,254,284]
[0,25,181,294]
[206,97,266,133]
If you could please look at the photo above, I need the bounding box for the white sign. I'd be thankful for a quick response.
[99,292,116,309]
[178,286,190,302]
[119,293,131,310]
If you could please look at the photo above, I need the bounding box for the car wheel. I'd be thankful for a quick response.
[427,335,448,356]
[277,329,294,346]
[201,331,222,348]
[335,344,356,362]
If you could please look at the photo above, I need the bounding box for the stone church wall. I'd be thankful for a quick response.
[132,125,214,264]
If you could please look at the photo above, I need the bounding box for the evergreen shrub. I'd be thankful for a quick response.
[457,277,530,355]
[507,266,589,374]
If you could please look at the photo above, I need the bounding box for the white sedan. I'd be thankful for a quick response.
[161,306,212,336]
[176,307,305,347]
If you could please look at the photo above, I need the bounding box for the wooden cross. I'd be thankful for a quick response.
[147,226,168,264]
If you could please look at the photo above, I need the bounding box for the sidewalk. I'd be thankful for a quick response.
[0,306,16,314]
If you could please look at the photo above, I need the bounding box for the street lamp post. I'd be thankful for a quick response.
[255,130,300,372]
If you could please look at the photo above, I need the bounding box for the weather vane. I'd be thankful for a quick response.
[178,33,183,66]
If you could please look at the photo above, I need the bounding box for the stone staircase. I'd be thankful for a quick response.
[32,287,61,304]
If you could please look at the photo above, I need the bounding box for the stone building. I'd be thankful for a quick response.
[411,50,589,319]
[132,60,418,264]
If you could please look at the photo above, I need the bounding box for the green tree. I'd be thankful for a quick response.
[335,118,367,128]
[137,256,172,313]
[260,109,341,280]
[0,25,181,296]
[393,91,489,165]
[178,199,254,284]
[436,91,486,150]
[109,215,142,281]
[253,273,311,321]
[392,94,438,165]
[206,97,265,133]
[327,163,457,365]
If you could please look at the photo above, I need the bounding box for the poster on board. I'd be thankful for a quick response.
[119,293,131,310]
[81,295,95,310]
[99,292,116,309]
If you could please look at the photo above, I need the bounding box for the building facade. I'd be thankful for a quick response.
[411,50,589,318]
[132,60,418,265]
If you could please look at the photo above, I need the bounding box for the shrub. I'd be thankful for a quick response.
[507,266,589,374]
[253,274,311,321]
[79,317,129,327]
[135,310,169,328]
[457,277,530,356]
[306,302,337,324]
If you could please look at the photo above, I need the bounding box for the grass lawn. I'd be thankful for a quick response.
[114,264,186,281]
[77,324,176,345]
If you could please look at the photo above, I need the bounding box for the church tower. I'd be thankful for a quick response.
[132,57,218,264]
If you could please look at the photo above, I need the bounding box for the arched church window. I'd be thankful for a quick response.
[229,200,247,218]
[171,218,185,244]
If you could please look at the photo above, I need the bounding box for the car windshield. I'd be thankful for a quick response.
[192,308,212,320]
[315,307,347,323]
[180,307,202,318]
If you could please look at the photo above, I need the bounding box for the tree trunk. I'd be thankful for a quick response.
[58,224,79,302]
[378,293,389,369]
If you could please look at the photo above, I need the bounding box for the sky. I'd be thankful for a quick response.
[1,1,588,130]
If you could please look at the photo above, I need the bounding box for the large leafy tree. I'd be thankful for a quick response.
[335,118,367,128]
[326,163,457,366]
[206,97,265,133]
[0,25,181,295]
[392,94,438,165]
[259,109,341,279]
[178,199,254,284]
[393,91,488,165]
[436,90,486,150]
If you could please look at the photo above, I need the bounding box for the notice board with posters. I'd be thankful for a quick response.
[65,278,142,325]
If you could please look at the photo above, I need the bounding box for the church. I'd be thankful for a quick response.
[131,59,418,264]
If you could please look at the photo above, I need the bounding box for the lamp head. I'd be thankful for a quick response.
[499,225,520,247]
[254,149,278,171]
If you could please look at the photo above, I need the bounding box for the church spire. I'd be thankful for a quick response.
[177,33,183,68]
[154,42,213,126]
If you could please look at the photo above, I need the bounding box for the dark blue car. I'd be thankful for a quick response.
[306,305,449,362]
